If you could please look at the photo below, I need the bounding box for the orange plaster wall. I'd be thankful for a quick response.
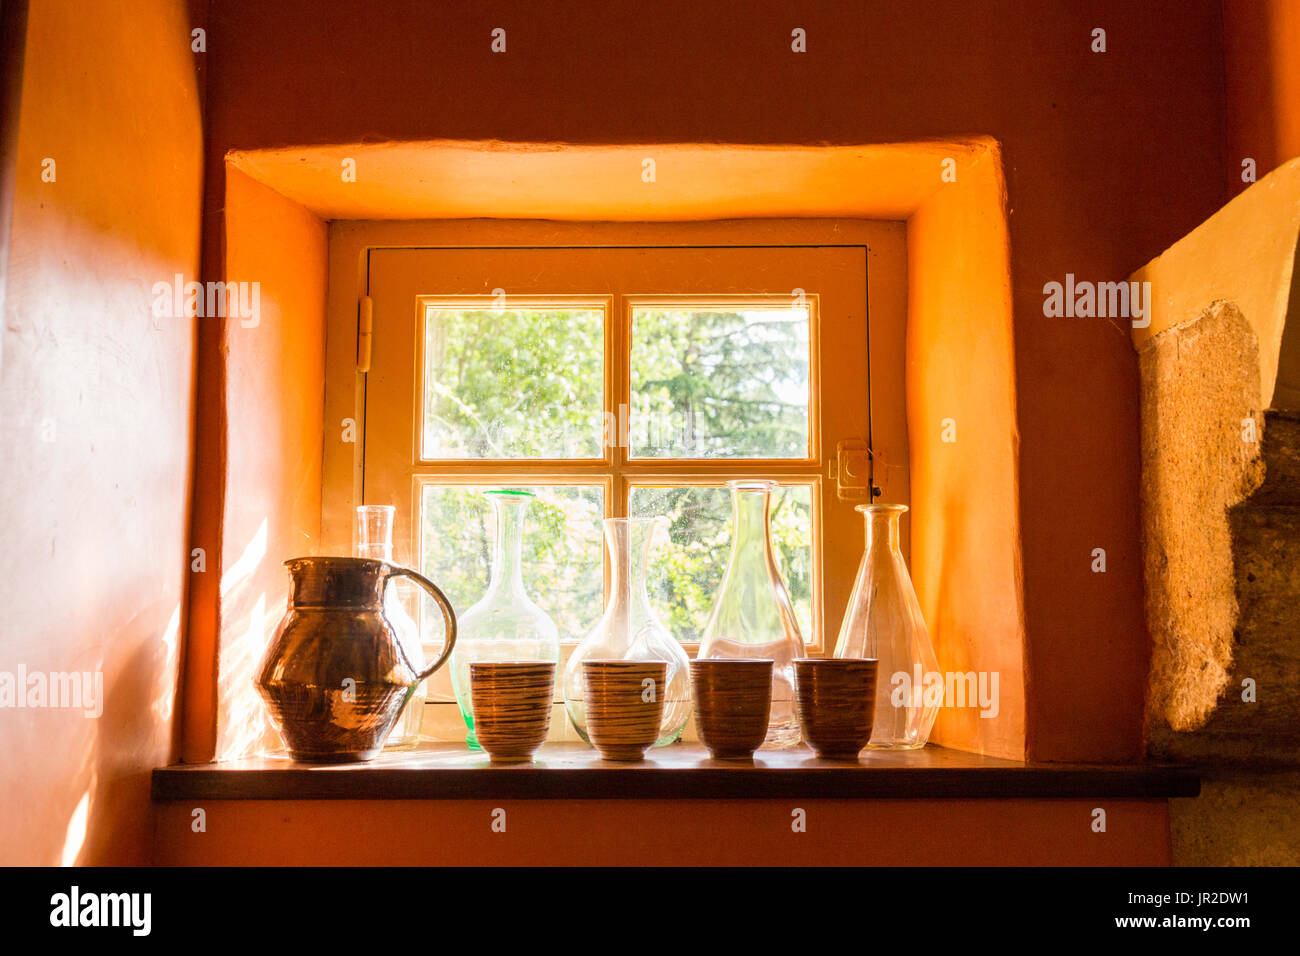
[199,0,1230,763]
[202,168,328,762]
[153,797,1172,866]
[0,0,203,864]
[907,152,1026,758]
[1224,0,1300,196]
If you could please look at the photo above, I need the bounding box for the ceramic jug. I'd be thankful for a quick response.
[256,556,457,762]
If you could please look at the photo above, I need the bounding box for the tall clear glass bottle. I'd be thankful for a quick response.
[564,517,692,747]
[449,490,560,750]
[834,503,939,749]
[697,479,805,749]
[354,505,426,749]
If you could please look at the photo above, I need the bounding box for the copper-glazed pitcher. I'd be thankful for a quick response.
[256,557,458,762]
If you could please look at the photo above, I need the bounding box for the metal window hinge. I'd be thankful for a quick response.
[356,295,373,373]
[831,439,879,501]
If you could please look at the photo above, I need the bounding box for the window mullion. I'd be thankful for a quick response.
[610,291,629,519]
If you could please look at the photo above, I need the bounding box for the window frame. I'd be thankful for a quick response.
[320,220,912,744]
[400,290,827,651]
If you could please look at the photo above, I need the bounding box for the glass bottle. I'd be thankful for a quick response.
[697,479,805,749]
[354,505,426,749]
[450,490,560,750]
[834,503,939,749]
[564,517,692,747]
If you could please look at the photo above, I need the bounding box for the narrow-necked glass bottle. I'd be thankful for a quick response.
[564,517,692,747]
[354,505,426,749]
[449,490,560,750]
[697,479,805,749]
[834,503,939,749]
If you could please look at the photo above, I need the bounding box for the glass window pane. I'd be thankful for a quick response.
[422,306,604,459]
[629,305,811,459]
[419,484,604,639]
[629,483,813,643]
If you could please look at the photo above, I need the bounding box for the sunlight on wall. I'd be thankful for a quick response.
[59,790,90,867]
[216,593,275,760]
[215,519,274,761]
[152,604,182,723]
[221,519,268,600]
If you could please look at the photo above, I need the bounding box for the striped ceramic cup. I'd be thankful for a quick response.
[470,661,556,763]
[582,660,668,761]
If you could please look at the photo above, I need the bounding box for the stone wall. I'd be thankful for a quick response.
[1139,302,1264,737]
[1132,160,1300,865]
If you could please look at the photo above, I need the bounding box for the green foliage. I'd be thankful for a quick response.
[421,486,603,640]
[632,485,812,642]
[631,308,809,458]
[423,308,604,459]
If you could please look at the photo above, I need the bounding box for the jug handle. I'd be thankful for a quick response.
[385,565,458,683]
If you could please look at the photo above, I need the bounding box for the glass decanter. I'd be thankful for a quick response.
[354,505,426,749]
[564,517,692,747]
[834,503,939,749]
[697,479,805,749]
[449,489,560,750]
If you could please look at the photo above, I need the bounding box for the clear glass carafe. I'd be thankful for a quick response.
[697,479,805,749]
[834,503,939,749]
[564,517,692,747]
[449,490,560,749]
[354,505,426,749]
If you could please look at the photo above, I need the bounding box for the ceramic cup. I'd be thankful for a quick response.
[470,661,556,763]
[582,660,668,761]
[690,658,774,760]
[793,657,879,760]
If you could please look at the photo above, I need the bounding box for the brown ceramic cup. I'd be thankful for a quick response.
[793,657,878,760]
[582,660,668,761]
[690,658,774,760]
[470,661,556,763]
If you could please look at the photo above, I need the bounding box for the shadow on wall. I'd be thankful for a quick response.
[67,602,183,865]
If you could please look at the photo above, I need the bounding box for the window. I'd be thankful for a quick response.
[351,241,877,739]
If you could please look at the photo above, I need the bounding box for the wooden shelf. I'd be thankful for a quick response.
[151,743,1199,801]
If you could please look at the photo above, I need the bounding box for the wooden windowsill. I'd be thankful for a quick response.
[151,743,1199,801]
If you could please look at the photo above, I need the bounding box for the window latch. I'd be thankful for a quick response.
[832,439,877,501]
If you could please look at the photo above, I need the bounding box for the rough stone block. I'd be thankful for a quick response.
[1139,301,1263,735]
